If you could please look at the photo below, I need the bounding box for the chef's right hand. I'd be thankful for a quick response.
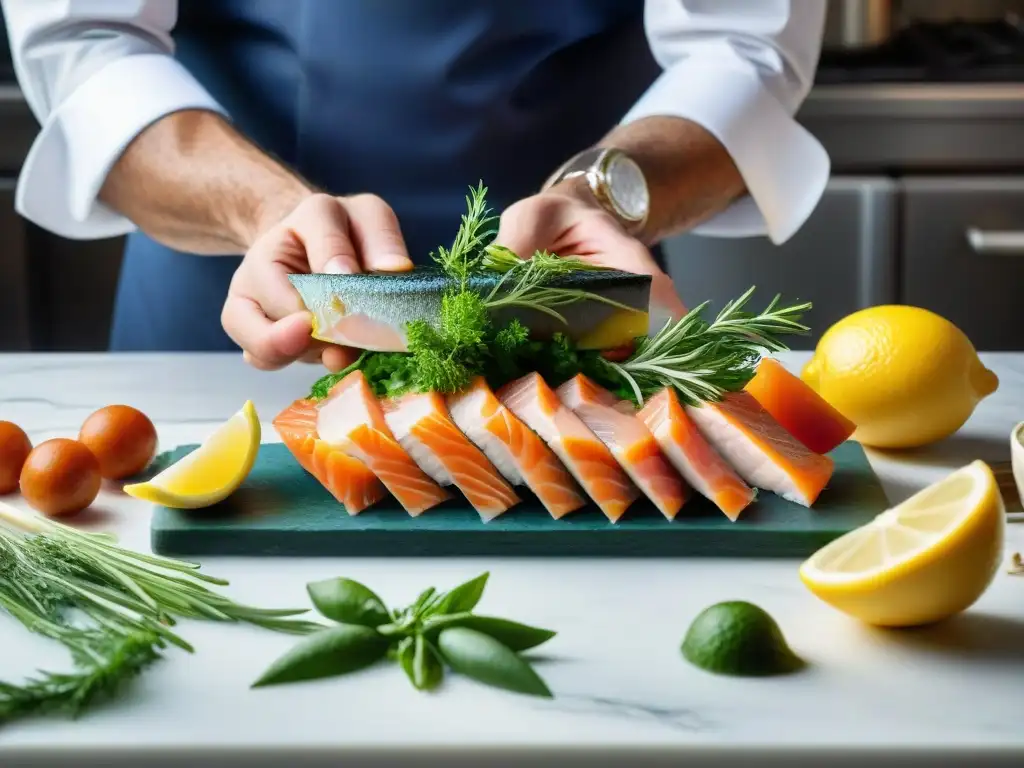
[221,193,413,372]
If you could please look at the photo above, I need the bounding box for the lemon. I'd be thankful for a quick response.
[801,305,998,449]
[123,401,261,509]
[799,460,1005,627]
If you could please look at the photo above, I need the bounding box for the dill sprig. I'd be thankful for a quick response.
[431,181,498,285]
[602,287,812,406]
[0,501,323,725]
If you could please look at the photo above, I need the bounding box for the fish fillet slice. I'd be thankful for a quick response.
[685,391,834,508]
[638,389,755,521]
[272,399,387,514]
[316,371,451,515]
[556,374,689,520]
[382,391,521,521]
[497,373,640,522]
[447,377,586,519]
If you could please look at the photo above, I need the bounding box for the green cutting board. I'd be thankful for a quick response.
[149,440,889,558]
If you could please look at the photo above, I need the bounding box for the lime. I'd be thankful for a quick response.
[681,601,804,677]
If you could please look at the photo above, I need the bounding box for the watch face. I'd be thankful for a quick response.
[607,152,649,223]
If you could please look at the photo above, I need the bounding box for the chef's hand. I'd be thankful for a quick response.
[222,193,413,372]
[495,179,687,320]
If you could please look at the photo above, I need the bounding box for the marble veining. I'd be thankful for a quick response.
[0,351,1022,764]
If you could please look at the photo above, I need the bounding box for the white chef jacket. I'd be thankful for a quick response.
[0,0,829,246]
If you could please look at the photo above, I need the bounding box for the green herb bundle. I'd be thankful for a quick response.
[309,182,812,407]
[254,571,555,698]
[0,501,322,725]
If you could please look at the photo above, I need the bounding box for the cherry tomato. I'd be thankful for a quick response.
[20,438,101,517]
[79,405,158,480]
[0,420,32,494]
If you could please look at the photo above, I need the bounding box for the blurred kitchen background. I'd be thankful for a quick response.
[2,0,1024,353]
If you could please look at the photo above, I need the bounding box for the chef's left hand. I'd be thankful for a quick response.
[495,179,687,319]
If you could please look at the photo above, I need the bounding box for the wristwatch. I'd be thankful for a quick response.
[542,147,650,233]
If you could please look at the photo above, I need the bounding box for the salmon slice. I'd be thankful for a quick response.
[685,391,834,508]
[556,374,689,520]
[744,357,856,454]
[638,389,756,521]
[272,399,387,514]
[381,391,520,521]
[446,377,586,519]
[316,371,452,515]
[496,373,640,522]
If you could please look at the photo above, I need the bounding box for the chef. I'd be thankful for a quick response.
[3,1,828,372]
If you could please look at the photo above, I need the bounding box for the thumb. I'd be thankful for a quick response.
[495,197,563,259]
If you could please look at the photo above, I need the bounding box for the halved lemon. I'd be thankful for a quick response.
[799,460,1005,627]
[123,401,261,509]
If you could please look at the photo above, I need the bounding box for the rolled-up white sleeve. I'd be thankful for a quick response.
[627,0,830,244]
[2,0,228,240]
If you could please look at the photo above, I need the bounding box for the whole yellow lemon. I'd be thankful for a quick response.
[801,306,998,449]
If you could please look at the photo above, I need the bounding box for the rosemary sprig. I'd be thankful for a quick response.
[480,246,634,324]
[603,287,811,406]
[0,501,323,724]
[481,243,606,275]
[479,249,630,325]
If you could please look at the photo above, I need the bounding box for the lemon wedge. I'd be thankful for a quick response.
[799,460,1005,627]
[123,401,261,509]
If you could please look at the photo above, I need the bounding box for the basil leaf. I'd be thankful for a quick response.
[412,634,444,691]
[437,627,552,698]
[430,572,489,616]
[306,577,391,627]
[397,636,416,681]
[422,613,556,652]
[409,587,438,619]
[252,624,388,688]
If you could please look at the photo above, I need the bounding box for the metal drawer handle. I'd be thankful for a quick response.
[966,227,1024,254]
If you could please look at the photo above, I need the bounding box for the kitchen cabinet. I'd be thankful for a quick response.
[27,230,124,352]
[660,177,899,348]
[902,176,1024,351]
[0,179,31,350]
[0,173,124,352]
[0,89,124,353]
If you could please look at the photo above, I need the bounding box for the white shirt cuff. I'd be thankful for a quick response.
[621,55,830,245]
[15,53,228,241]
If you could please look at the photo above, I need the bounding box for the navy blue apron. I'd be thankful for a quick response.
[110,0,661,351]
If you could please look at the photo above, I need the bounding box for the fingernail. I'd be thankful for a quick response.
[323,257,354,274]
[374,253,413,272]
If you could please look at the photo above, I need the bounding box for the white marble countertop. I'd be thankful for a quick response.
[0,351,1022,768]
